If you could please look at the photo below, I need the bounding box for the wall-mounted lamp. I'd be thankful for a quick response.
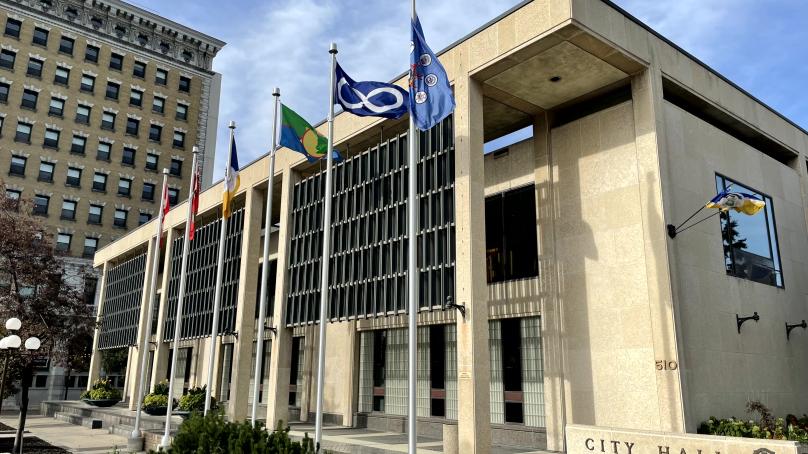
[267,326,278,336]
[445,296,466,319]
[786,320,806,340]
[736,312,760,333]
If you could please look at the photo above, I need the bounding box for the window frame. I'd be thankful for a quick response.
[58,36,74,55]
[32,27,49,46]
[21,89,38,109]
[38,161,55,182]
[85,45,99,63]
[87,204,103,224]
[54,66,69,85]
[66,167,81,187]
[60,199,77,220]
[4,18,21,38]
[0,49,16,70]
[71,135,86,155]
[9,155,27,176]
[109,52,123,71]
[48,97,65,117]
[715,173,784,288]
[92,172,107,192]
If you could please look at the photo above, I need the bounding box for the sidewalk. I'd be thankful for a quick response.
[0,414,127,454]
[287,422,554,454]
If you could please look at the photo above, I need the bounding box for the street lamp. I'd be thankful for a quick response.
[1,317,41,454]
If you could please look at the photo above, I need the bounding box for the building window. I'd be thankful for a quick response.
[168,188,179,206]
[179,76,191,93]
[372,330,386,412]
[75,105,91,124]
[122,147,136,166]
[138,212,152,225]
[66,167,81,187]
[26,58,43,78]
[80,74,95,92]
[126,118,139,136]
[485,185,539,284]
[21,89,38,109]
[716,175,783,287]
[113,209,127,228]
[38,161,54,182]
[87,204,102,224]
[155,68,167,85]
[142,182,155,201]
[71,135,86,154]
[60,199,76,220]
[109,53,123,71]
[0,82,9,102]
[96,142,110,161]
[173,131,185,149]
[54,67,69,85]
[33,194,49,215]
[48,97,65,117]
[92,172,107,192]
[83,237,98,258]
[145,153,158,171]
[101,112,115,130]
[5,18,21,38]
[117,178,132,197]
[85,45,99,63]
[133,61,146,78]
[0,49,16,70]
[176,103,188,121]
[33,27,49,46]
[500,318,525,424]
[152,96,165,114]
[130,89,142,107]
[149,124,162,142]
[169,158,182,177]
[9,155,26,176]
[59,36,74,55]
[56,233,71,251]
[15,122,32,143]
[105,82,119,100]
[6,189,21,200]
[43,128,60,148]
[429,325,446,417]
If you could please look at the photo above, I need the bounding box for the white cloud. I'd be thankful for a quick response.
[208,0,520,180]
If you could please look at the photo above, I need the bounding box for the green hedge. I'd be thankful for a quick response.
[152,412,316,453]
[698,401,808,443]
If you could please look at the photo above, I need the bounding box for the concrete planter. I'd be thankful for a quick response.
[82,398,120,408]
[143,406,168,416]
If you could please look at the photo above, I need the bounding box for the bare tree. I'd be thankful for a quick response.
[0,186,95,453]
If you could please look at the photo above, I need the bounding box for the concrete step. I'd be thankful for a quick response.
[54,411,103,429]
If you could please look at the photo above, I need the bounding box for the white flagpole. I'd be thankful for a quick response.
[407,1,418,453]
[203,122,236,415]
[131,169,169,442]
[251,87,281,426]
[315,42,338,450]
[160,147,199,449]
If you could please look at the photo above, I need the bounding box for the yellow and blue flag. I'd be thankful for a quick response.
[706,190,765,215]
[222,134,240,218]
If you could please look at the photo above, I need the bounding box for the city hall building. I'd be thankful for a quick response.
[87,0,808,452]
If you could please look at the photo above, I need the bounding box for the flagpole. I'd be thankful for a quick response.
[252,87,281,426]
[407,0,419,452]
[131,169,169,443]
[315,42,338,450]
[160,147,199,449]
[203,122,236,415]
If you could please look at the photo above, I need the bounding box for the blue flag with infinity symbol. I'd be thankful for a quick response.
[334,61,409,119]
[409,15,455,131]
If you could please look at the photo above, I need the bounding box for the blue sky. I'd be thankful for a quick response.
[127,0,808,180]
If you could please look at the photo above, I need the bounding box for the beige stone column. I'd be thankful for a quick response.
[631,67,686,432]
[150,227,176,392]
[127,239,158,409]
[87,262,110,390]
[534,112,566,451]
[265,165,299,428]
[453,71,491,453]
[298,324,316,422]
[227,186,264,420]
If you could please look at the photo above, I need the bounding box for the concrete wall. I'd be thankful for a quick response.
[662,101,808,429]
[549,99,674,431]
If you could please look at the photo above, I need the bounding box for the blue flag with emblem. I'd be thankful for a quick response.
[335,61,409,119]
[409,15,455,131]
